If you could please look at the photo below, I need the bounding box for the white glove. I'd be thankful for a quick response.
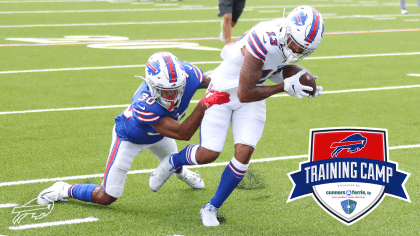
[308,86,323,99]
[283,70,313,99]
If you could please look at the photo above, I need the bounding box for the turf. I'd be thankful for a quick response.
[0,0,419,235]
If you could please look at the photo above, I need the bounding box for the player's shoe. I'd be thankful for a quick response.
[401,9,408,14]
[220,21,226,42]
[149,154,177,192]
[200,203,220,227]
[37,181,70,205]
[175,169,204,189]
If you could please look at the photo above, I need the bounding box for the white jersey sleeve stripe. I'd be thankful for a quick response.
[133,108,155,116]
[192,65,203,82]
[136,115,160,122]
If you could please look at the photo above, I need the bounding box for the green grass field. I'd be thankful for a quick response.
[0,0,419,235]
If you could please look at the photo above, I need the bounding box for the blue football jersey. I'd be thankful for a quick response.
[114,62,204,144]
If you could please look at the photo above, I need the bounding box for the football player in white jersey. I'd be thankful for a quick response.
[37,52,230,206]
[149,6,325,226]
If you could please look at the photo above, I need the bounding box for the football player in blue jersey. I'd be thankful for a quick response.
[150,6,325,226]
[37,52,230,206]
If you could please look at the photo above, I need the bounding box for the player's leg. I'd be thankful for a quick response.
[149,102,232,191]
[149,137,204,189]
[38,127,145,205]
[201,100,266,226]
[400,0,407,14]
[218,0,234,43]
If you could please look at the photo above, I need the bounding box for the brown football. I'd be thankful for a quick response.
[282,65,316,96]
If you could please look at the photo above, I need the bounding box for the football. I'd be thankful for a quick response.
[281,65,316,96]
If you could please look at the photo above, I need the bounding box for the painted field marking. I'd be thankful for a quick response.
[0,144,418,188]
[0,51,419,75]
[1,84,420,115]
[408,74,420,77]
[0,203,18,208]
[2,29,419,47]
[1,15,419,28]
[8,216,99,230]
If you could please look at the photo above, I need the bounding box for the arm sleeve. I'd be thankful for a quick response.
[245,29,269,62]
[132,103,163,125]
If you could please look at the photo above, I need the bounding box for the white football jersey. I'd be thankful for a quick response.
[210,18,290,91]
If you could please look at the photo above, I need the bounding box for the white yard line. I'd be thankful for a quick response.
[1,85,419,115]
[408,74,420,77]
[0,203,18,208]
[0,52,419,75]
[1,15,419,28]
[8,217,99,230]
[0,144,418,188]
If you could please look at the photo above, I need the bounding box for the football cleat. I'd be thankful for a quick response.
[401,9,408,14]
[37,181,71,205]
[200,203,220,227]
[149,154,177,192]
[175,169,204,189]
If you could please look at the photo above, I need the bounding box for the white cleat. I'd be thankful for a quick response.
[149,154,177,192]
[175,168,204,189]
[220,21,226,42]
[200,203,220,227]
[37,181,70,205]
[401,9,408,14]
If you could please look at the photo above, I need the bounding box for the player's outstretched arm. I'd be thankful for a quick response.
[237,50,286,103]
[151,91,230,141]
[199,70,213,89]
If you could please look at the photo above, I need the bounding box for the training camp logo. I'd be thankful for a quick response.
[287,127,411,225]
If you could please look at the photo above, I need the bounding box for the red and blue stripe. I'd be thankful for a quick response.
[247,30,267,61]
[160,53,177,83]
[102,137,121,191]
[305,8,321,43]
[228,161,247,179]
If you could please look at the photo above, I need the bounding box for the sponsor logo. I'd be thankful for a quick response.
[287,127,411,225]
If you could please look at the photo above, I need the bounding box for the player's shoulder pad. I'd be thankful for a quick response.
[131,100,164,124]
[245,21,279,62]
[182,61,204,84]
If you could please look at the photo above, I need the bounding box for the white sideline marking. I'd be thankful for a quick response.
[0,203,18,208]
[1,15,420,28]
[1,84,420,115]
[8,216,99,230]
[0,144,418,188]
[0,52,419,75]
[408,74,420,77]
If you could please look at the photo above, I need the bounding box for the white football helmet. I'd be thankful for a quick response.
[281,5,325,63]
[145,52,187,112]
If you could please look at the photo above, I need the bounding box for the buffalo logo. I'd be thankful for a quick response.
[341,199,357,215]
[11,198,54,225]
[291,11,307,26]
[330,133,367,157]
[146,60,161,76]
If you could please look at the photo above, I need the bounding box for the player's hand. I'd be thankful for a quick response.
[200,90,230,108]
[308,86,323,99]
[283,71,313,99]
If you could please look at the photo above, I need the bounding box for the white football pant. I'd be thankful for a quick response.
[102,126,178,198]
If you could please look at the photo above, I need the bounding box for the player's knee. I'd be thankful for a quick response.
[92,187,117,206]
[223,13,233,22]
[234,144,255,164]
[196,146,220,164]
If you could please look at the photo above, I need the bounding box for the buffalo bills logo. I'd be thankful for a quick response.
[291,11,307,26]
[330,133,367,157]
[146,61,161,76]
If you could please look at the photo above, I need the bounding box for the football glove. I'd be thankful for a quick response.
[283,70,313,99]
[308,86,323,99]
[200,90,230,108]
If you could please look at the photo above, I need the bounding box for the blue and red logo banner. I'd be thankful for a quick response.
[287,128,411,225]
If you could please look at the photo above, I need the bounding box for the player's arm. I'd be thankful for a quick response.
[199,70,212,89]
[237,49,286,103]
[150,91,230,141]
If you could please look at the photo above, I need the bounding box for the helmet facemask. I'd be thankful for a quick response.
[144,52,187,112]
